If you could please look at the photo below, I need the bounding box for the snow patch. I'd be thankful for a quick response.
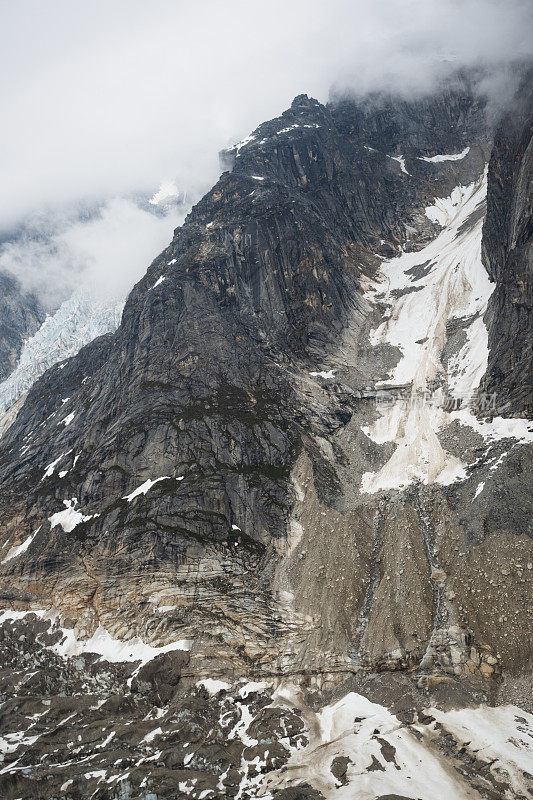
[447,315,490,397]
[425,183,474,227]
[49,498,96,532]
[362,176,487,492]
[238,680,270,699]
[0,611,189,681]
[227,702,258,748]
[149,276,165,290]
[197,679,231,696]
[362,173,532,494]
[419,147,470,163]
[430,704,533,799]
[450,409,533,444]
[276,124,300,134]
[388,154,409,174]
[265,689,482,800]
[97,731,116,749]
[53,624,192,664]
[1,526,41,564]
[309,370,336,379]
[84,770,107,781]
[142,727,162,743]
[42,450,71,480]
[123,476,171,502]
[0,609,48,625]
[229,133,256,153]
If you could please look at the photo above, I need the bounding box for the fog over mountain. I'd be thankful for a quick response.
[1,0,530,308]
[0,197,188,306]
[1,0,531,228]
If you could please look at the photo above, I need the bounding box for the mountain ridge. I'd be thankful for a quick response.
[0,77,531,799]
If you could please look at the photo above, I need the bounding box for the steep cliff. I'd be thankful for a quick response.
[481,74,533,415]
[0,79,531,800]
[0,85,495,671]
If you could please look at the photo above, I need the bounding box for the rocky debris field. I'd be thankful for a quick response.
[0,613,532,800]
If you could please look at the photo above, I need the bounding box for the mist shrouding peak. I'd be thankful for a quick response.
[0,198,187,310]
[0,0,531,229]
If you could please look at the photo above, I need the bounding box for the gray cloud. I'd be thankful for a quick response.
[0,198,186,309]
[1,0,531,229]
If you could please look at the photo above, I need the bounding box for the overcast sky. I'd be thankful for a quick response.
[1,0,532,229]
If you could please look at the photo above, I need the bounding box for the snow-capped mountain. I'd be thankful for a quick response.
[0,72,531,800]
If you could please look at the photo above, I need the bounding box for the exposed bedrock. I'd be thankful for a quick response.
[0,76,531,699]
[0,271,44,382]
[481,72,533,415]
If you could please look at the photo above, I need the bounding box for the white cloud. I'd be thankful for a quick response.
[0,197,185,307]
[0,0,531,230]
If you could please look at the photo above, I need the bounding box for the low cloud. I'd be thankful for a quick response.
[1,0,531,230]
[0,0,530,311]
[0,197,186,309]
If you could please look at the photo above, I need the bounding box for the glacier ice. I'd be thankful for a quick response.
[0,291,124,419]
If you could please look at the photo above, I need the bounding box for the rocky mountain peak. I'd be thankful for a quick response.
[0,77,531,800]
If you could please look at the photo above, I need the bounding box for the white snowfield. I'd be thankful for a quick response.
[0,291,124,420]
[261,686,533,800]
[361,173,533,493]
[123,475,182,502]
[309,369,336,379]
[53,625,192,666]
[429,704,533,797]
[1,526,41,564]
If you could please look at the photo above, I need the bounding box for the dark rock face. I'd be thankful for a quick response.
[0,272,44,382]
[1,75,533,800]
[332,77,489,158]
[132,649,190,703]
[0,85,491,676]
[481,74,533,415]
